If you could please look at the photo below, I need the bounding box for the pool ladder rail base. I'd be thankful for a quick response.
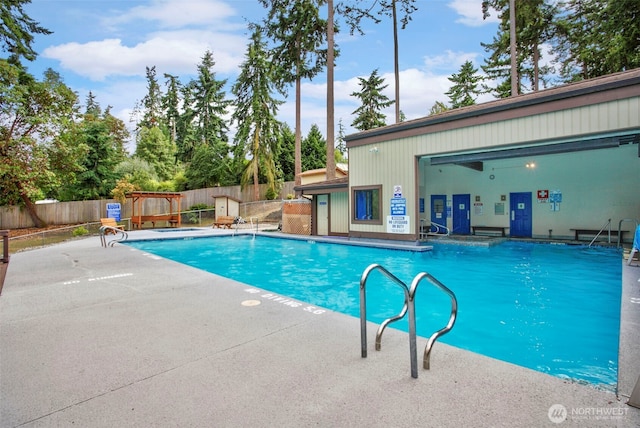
[99,226,128,247]
[360,263,458,379]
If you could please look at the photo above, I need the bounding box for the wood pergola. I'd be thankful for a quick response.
[127,191,183,229]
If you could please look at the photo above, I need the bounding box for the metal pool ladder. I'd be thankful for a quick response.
[99,226,128,247]
[359,264,458,379]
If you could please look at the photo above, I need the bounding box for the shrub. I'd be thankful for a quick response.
[72,226,89,237]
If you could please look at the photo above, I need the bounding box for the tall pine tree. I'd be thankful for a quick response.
[446,61,482,108]
[350,69,394,131]
[258,0,328,191]
[232,27,284,200]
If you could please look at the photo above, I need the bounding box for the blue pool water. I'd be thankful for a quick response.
[126,235,622,389]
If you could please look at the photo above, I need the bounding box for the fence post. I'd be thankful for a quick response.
[1,230,8,263]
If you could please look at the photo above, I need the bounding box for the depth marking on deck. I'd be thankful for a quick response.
[63,273,134,285]
[243,288,326,315]
[631,298,640,304]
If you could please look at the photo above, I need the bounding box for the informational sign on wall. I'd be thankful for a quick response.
[387,216,410,234]
[390,197,406,216]
[474,202,483,216]
[549,190,562,212]
[106,203,121,221]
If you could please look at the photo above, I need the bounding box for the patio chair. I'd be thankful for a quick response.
[101,218,124,235]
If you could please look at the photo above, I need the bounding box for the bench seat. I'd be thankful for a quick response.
[471,226,508,237]
[213,216,235,229]
[132,215,180,229]
[570,228,625,241]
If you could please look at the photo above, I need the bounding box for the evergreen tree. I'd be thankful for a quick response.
[103,106,130,161]
[302,124,327,172]
[277,124,296,182]
[335,118,347,160]
[139,66,163,129]
[185,143,234,189]
[0,0,51,61]
[338,0,418,123]
[162,73,181,148]
[258,0,328,190]
[60,95,129,200]
[71,118,119,200]
[192,50,230,147]
[553,0,640,82]
[481,0,557,97]
[176,81,198,163]
[428,101,449,116]
[446,60,482,108]
[350,69,394,131]
[135,126,175,181]
[232,27,284,200]
[183,51,232,188]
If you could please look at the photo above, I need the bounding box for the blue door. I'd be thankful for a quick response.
[510,192,532,237]
[452,194,470,235]
[430,194,446,233]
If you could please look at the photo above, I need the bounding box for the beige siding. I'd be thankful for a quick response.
[349,143,417,234]
[348,96,640,238]
[380,99,640,158]
[330,192,349,234]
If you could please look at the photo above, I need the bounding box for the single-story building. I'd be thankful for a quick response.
[298,69,640,243]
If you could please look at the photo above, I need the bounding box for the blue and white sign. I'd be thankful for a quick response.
[390,197,406,216]
[106,203,121,221]
[393,185,403,198]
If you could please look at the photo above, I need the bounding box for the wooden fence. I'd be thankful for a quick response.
[0,182,296,229]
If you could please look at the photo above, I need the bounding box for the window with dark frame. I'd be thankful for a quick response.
[353,185,382,223]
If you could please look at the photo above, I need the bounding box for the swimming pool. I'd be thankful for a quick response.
[126,235,622,390]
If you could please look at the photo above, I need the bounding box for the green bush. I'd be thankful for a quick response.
[72,226,89,237]
[189,203,210,211]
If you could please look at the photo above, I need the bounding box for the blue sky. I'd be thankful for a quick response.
[24,0,502,150]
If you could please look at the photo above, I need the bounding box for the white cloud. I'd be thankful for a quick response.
[42,30,247,81]
[448,0,499,27]
[108,0,238,29]
[423,50,480,74]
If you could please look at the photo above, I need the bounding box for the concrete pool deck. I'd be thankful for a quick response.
[1,228,639,427]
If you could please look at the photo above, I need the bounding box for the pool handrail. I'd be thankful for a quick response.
[409,272,458,370]
[99,226,128,247]
[360,263,458,378]
[360,263,418,378]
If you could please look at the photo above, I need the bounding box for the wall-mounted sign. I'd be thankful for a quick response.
[106,203,121,221]
[387,216,410,234]
[537,189,549,202]
[390,197,406,216]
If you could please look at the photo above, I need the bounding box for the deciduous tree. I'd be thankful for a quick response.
[0,63,81,226]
